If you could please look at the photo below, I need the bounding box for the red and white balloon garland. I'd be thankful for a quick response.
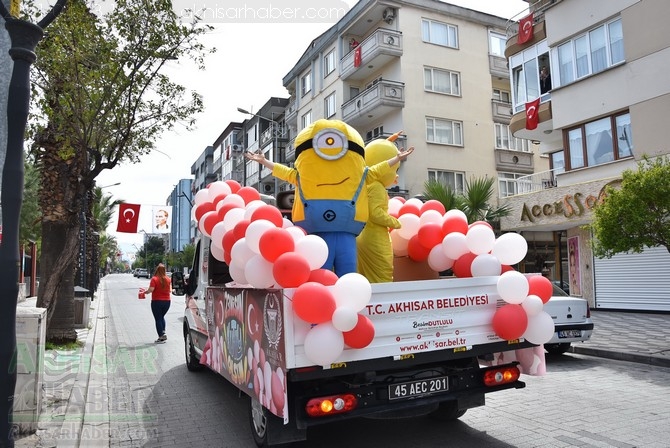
[388,196,555,344]
[193,181,376,366]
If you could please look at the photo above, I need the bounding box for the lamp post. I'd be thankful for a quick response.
[237,107,283,196]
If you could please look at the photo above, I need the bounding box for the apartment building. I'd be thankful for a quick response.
[166,179,194,251]
[501,0,670,311]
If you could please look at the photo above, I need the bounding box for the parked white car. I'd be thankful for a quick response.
[542,284,594,354]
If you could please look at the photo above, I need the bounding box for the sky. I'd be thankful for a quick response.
[97,0,529,259]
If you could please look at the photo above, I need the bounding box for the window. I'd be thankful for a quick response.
[301,110,312,129]
[489,31,506,57]
[498,172,530,197]
[493,89,510,103]
[421,19,458,48]
[564,112,633,170]
[300,71,312,97]
[324,92,336,118]
[554,18,624,87]
[324,50,336,77]
[428,170,464,194]
[426,117,463,146]
[494,124,531,152]
[424,67,460,96]
[366,126,384,142]
[509,40,550,113]
[550,151,565,175]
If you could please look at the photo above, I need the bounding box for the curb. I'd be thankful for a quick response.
[570,346,670,368]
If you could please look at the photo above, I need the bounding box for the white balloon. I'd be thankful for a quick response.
[295,235,329,270]
[388,198,403,216]
[443,209,468,223]
[492,233,528,266]
[522,295,545,317]
[397,213,420,240]
[427,245,454,272]
[331,306,358,332]
[419,209,443,226]
[293,315,312,346]
[282,217,293,229]
[229,263,248,284]
[334,273,372,311]
[442,232,469,260]
[220,193,246,210]
[470,254,502,277]
[210,244,226,262]
[244,255,276,289]
[244,200,267,220]
[245,219,275,254]
[223,207,246,231]
[211,222,228,248]
[465,225,496,255]
[194,189,210,206]
[303,323,344,366]
[286,226,306,243]
[390,230,409,257]
[231,238,255,266]
[523,311,555,345]
[405,197,424,210]
[208,181,232,201]
[497,271,530,304]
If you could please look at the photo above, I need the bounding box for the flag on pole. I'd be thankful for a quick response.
[116,203,141,233]
[517,13,534,44]
[525,97,541,130]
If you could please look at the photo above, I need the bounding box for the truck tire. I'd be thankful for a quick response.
[545,342,571,355]
[249,397,271,447]
[429,401,467,421]
[184,326,204,372]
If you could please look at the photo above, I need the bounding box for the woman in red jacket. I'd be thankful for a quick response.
[144,263,172,343]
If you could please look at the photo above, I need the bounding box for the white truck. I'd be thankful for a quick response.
[171,236,535,447]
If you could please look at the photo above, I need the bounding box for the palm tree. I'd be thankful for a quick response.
[423,176,510,228]
[87,186,122,288]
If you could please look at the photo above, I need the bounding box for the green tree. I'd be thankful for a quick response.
[20,160,41,245]
[29,0,212,341]
[591,156,670,257]
[423,176,510,226]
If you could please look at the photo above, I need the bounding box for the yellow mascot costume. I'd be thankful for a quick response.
[356,132,404,283]
[270,119,402,277]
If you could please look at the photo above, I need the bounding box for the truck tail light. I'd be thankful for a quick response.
[483,365,520,387]
[305,394,358,417]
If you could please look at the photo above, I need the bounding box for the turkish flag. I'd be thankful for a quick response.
[525,97,541,130]
[517,13,534,44]
[117,203,141,233]
[226,145,231,160]
[354,46,362,68]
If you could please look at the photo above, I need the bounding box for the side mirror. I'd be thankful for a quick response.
[171,271,186,296]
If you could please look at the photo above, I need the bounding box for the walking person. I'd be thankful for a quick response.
[144,263,172,343]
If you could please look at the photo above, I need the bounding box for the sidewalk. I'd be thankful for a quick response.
[12,292,670,447]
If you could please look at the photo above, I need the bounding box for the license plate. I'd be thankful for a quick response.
[558,330,581,338]
[388,376,449,401]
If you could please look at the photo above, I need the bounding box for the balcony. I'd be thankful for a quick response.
[492,100,512,122]
[489,55,509,79]
[341,79,404,126]
[341,28,402,81]
[505,169,559,197]
[284,99,297,126]
[494,148,534,174]
[284,137,296,163]
[509,98,553,141]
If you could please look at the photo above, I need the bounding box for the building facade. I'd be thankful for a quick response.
[167,178,193,251]
[502,0,670,311]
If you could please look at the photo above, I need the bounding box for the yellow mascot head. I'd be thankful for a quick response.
[364,132,401,188]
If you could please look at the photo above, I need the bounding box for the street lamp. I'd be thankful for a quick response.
[237,107,284,196]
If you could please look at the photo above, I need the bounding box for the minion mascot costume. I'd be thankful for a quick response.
[271,119,402,277]
[356,132,404,283]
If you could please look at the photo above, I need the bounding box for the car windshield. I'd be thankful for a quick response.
[552,283,569,297]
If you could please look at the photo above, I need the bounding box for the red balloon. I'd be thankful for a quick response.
[225,180,242,193]
[528,275,553,304]
[417,222,443,249]
[251,205,284,227]
[394,197,406,204]
[291,282,336,323]
[398,202,421,217]
[259,228,295,262]
[492,304,528,341]
[420,199,446,216]
[224,250,232,265]
[233,219,251,241]
[273,252,311,288]
[202,212,221,236]
[195,202,215,223]
[237,186,262,205]
[501,264,515,273]
[210,193,228,208]
[452,252,477,278]
[407,234,431,262]
[217,203,242,221]
[442,215,469,236]
[222,230,237,255]
[343,315,375,349]
[308,269,339,286]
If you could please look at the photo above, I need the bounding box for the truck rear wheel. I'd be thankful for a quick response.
[184,326,204,372]
[250,397,271,447]
[429,401,467,421]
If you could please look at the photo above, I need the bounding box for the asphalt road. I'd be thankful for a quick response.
[102,274,670,448]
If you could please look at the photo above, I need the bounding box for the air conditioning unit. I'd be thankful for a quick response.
[263,183,274,194]
[231,144,244,152]
[382,7,395,24]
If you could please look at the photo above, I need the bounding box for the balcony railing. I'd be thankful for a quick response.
[340,28,402,80]
[285,99,297,124]
[492,100,513,121]
[341,79,404,123]
[503,168,560,197]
